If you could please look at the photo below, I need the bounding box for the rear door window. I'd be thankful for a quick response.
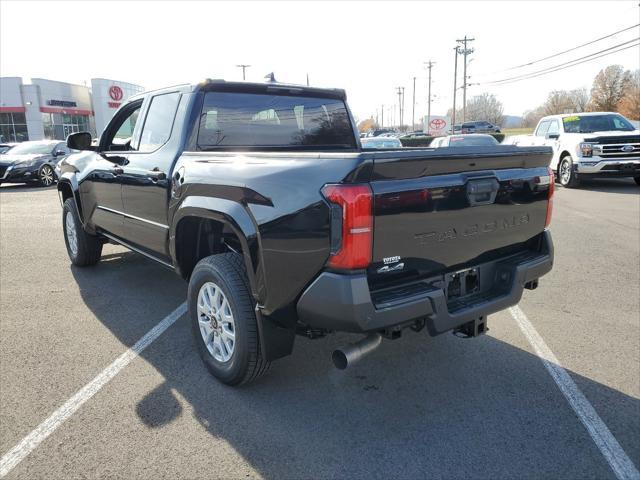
[138,92,181,152]
[197,92,356,149]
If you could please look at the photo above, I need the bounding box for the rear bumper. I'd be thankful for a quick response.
[297,231,554,334]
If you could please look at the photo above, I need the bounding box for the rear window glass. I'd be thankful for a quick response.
[449,135,498,146]
[197,92,356,149]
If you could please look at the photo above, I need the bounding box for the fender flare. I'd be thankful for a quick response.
[170,196,266,303]
[57,174,86,227]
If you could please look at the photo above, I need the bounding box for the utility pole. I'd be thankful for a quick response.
[396,87,402,130]
[456,35,475,123]
[236,64,251,80]
[381,104,384,127]
[452,46,459,129]
[424,60,435,134]
[306,73,309,86]
[412,77,416,131]
[401,87,405,131]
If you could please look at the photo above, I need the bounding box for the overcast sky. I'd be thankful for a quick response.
[1,0,639,123]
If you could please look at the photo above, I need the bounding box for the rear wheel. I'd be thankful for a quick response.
[559,156,580,188]
[188,253,270,386]
[62,197,102,266]
[39,165,55,187]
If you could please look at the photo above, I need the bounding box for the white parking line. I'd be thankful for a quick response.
[510,305,640,480]
[0,302,187,478]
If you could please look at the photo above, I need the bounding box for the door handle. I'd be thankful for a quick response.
[149,168,167,181]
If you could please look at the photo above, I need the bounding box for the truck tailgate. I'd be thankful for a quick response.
[368,146,553,281]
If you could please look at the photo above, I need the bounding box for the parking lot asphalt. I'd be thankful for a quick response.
[0,178,638,479]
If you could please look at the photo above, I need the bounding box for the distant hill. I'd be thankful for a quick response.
[502,115,523,128]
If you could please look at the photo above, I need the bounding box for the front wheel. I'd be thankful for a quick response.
[62,197,102,266]
[559,156,580,188]
[38,165,55,187]
[188,253,270,386]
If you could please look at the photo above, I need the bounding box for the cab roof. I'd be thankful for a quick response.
[129,80,347,102]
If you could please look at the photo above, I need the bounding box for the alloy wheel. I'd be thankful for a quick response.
[40,166,54,186]
[65,211,78,256]
[197,281,236,363]
[560,160,571,185]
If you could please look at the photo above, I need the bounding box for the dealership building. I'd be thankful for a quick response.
[0,77,144,143]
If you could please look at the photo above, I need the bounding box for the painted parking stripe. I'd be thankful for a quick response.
[0,302,187,478]
[510,306,640,480]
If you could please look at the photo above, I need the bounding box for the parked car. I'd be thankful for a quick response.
[430,134,499,148]
[58,80,553,385]
[506,112,640,187]
[461,121,501,134]
[361,137,403,149]
[447,124,462,135]
[0,143,17,154]
[371,128,396,137]
[0,140,71,187]
[399,131,428,140]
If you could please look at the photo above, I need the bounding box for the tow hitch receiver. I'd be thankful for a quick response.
[453,316,488,338]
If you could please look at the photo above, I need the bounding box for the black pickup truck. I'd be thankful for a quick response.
[58,80,554,385]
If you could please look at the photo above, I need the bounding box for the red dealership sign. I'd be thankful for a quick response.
[109,85,123,101]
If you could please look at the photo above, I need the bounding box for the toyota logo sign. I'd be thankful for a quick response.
[430,118,446,130]
[109,85,123,101]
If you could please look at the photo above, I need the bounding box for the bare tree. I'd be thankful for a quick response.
[447,92,504,125]
[522,107,545,128]
[588,65,632,111]
[617,69,640,120]
[569,88,589,112]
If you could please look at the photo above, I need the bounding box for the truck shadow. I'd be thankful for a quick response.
[71,252,639,479]
[561,177,639,194]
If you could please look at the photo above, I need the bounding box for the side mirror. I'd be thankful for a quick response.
[54,150,67,157]
[67,131,93,151]
[547,133,560,140]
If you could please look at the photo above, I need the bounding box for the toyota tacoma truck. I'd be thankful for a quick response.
[506,112,640,188]
[58,80,554,385]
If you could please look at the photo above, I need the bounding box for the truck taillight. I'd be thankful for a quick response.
[321,184,373,270]
[545,167,554,228]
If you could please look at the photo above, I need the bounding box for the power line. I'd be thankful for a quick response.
[478,37,640,85]
[477,40,640,87]
[476,23,639,77]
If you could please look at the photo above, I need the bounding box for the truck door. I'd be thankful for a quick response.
[82,100,143,238]
[119,91,182,262]
[543,120,562,170]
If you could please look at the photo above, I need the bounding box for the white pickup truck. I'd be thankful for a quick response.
[507,112,640,188]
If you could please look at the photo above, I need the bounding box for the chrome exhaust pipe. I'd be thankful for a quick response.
[332,334,382,370]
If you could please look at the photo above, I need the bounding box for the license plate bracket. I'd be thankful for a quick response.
[445,267,480,301]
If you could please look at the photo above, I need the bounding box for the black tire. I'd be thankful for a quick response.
[38,164,55,187]
[634,176,640,186]
[188,253,270,386]
[62,197,102,266]
[558,155,581,188]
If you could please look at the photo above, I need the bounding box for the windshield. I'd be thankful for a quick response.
[448,135,498,146]
[361,138,402,149]
[562,114,635,133]
[7,142,54,155]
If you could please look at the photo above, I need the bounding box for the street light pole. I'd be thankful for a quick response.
[236,64,251,80]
